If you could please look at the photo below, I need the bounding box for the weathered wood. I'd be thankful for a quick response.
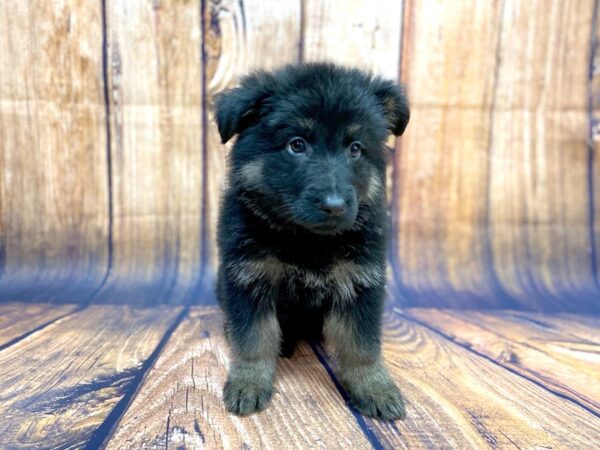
[366,309,600,448]
[591,2,600,287]
[0,304,598,448]
[302,0,403,81]
[394,0,600,310]
[95,0,205,304]
[408,308,600,415]
[108,306,600,449]
[0,304,181,449]
[487,0,599,309]
[394,0,505,307]
[107,307,373,449]
[0,0,109,301]
[0,0,597,312]
[0,302,77,347]
[502,310,600,344]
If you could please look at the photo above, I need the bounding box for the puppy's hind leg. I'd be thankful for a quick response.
[224,304,281,415]
[325,285,406,421]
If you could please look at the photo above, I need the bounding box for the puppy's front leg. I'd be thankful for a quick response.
[223,305,281,415]
[325,287,405,420]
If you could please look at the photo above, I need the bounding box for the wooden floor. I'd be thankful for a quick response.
[0,303,598,449]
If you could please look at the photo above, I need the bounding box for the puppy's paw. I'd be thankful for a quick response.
[343,364,406,421]
[223,377,273,416]
[350,383,406,421]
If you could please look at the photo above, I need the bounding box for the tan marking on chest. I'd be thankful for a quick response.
[227,257,384,304]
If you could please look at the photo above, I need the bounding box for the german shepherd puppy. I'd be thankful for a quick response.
[215,63,409,420]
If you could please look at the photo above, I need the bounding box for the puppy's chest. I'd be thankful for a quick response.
[230,251,384,306]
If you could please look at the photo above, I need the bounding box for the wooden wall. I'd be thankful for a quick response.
[0,0,598,311]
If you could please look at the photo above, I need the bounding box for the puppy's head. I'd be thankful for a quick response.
[215,63,409,234]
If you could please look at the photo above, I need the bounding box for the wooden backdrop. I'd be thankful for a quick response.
[0,0,598,312]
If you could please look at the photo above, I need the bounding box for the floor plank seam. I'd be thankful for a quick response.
[0,304,89,353]
[85,305,191,449]
[400,311,600,419]
[309,342,386,450]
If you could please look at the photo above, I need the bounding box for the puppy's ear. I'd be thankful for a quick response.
[214,72,274,144]
[370,78,410,136]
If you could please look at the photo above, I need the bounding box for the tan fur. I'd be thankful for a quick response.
[382,95,397,116]
[227,257,384,305]
[236,160,265,189]
[244,313,281,360]
[324,312,406,420]
[324,313,376,366]
[347,123,362,134]
[297,117,315,130]
[227,257,286,287]
[366,172,384,202]
[224,312,280,415]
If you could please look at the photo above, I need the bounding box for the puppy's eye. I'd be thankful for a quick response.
[348,142,363,159]
[287,137,307,155]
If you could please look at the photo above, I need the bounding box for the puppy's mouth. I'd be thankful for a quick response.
[305,223,350,234]
[295,214,358,235]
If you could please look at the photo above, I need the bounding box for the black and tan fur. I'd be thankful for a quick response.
[214,63,409,420]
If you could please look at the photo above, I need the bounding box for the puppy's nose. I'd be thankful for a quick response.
[321,195,346,217]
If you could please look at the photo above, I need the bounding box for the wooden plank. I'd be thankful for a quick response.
[408,308,600,415]
[0,0,109,301]
[488,0,599,309]
[96,0,205,303]
[356,309,600,448]
[0,303,78,348]
[591,1,600,288]
[203,0,302,274]
[106,307,373,449]
[501,310,600,344]
[302,0,403,81]
[0,304,181,449]
[394,0,504,307]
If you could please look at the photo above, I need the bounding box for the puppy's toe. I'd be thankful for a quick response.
[347,376,406,421]
[352,389,406,421]
[223,379,273,416]
[375,392,406,421]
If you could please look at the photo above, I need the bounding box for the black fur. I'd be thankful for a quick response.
[214,63,409,419]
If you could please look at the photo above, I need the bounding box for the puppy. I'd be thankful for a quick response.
[214,63,409,420]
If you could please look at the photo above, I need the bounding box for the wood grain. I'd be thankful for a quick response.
[302,0,403,81]
[487,0,599,309]
[107,307,373,449]
[203,0,302,274]
[0,0,598,311]
[408,308,600,415]
[591,0,600,289]
[364,309,600,449]
[501,309,600,344]
[95,0,205,304]
[394,0,505,307]
[0,304,181,449]
[0,302,78,347]
[0,304,597,448]
[0,0,109,301]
